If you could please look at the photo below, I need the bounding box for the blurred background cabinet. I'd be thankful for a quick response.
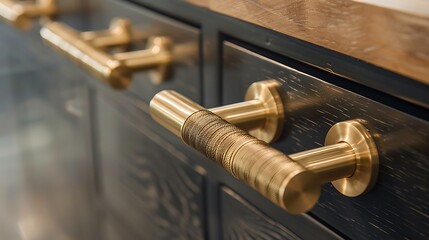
[0,1,97,239]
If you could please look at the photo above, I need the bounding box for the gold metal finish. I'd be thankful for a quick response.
[151,80,286,143]
[211,80,286,143]
[289,142,356,184]
[150,90,204,137]
[40,18,172,89]
[325,120,379,197]
[182,110,320,214]
[0,0,55,29]
[149,89,379,214]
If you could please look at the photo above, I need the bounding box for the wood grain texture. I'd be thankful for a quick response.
[186,0,429,85]
[223,42,429,239]
[221,187,299,240]
[96,89,205,240]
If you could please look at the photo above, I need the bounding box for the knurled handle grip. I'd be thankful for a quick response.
[182,110,321,214]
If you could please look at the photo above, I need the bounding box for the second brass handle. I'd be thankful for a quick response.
[0,0,55,29]
[40,18,172,89]
[150,84,379,214]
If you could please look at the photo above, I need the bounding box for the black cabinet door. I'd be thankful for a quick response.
[221,42,429,240]
[95,88,206,239]
[88,1,204,239]
[2,0,427,239]
[0,2,97,239]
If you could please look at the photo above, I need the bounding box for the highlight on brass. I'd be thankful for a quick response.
[149,80,379,214]
[150,80,286,143]
[40,18,172,89]
[0,0,56,29]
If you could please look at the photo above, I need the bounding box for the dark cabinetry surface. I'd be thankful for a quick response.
[220,187,300,240]
[0,0,427,239]
[96,88,205,239]
[222,42,429,239]
[88,0,201,104]
[0,10,97,239]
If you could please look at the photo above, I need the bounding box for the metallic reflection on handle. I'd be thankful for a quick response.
[152,80,287,143]
[0,0,55,29]
[40,18,172,89]
[149,82,379,214]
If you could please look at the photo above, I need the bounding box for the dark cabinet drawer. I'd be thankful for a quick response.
[96,91,205,239]
[220,187,341,240]
[222,42,429,239]
[87,0,201,104]
[0,1,97,239]
[3,0,427,240]
[89,2,204,239]
[221,187,299,240]
[2,64,97,240]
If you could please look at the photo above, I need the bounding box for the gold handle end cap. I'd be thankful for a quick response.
[278,170,321,214]
[106,64,133,89]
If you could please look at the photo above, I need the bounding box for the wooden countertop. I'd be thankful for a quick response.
[186,0,429,85]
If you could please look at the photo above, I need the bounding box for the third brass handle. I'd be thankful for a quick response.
[149,80,379,214]
[0,0,55,29]
[40,18,172,89]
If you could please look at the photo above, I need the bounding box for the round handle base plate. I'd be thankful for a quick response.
[325,120,379,197]
[245,80,286,143]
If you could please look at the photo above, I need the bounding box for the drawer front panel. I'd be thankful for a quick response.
[88,0,201,104]
[220,187,299,240]
[0,2,97,239]
[1,65,96,239]
[96,88,205,239]
[222,42,429,239]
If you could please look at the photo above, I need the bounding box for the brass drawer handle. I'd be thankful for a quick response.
[0,0,55,29]
[40,18,172,89]
[150,80,379,214]
[151,80,287,143]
